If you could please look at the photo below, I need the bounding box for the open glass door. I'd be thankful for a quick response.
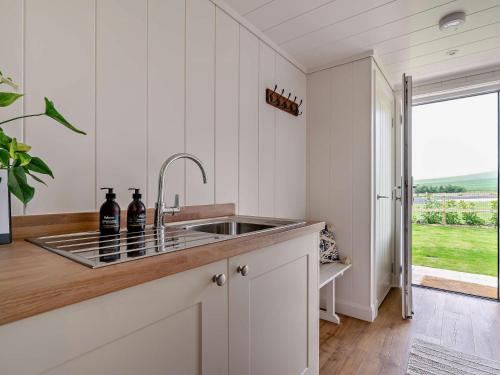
[402,74,414,319]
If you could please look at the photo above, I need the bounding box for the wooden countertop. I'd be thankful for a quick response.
[0,204,323,326]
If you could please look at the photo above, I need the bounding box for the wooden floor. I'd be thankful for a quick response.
[319,287,500,374]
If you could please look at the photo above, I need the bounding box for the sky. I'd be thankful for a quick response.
[412,92,499,180]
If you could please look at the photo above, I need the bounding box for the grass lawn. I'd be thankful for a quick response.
[412,224,498,277]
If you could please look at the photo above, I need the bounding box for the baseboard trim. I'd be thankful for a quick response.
[335,299,376,322]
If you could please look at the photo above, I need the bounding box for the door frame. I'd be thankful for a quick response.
[396,86,500,302]
[401,74,413,319]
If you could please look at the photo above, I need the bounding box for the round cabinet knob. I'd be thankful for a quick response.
[237,265,249,276]
[212,273,226,286]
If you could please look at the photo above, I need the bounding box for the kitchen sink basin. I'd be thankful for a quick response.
[27,216,305,268]
[186,221,276,235]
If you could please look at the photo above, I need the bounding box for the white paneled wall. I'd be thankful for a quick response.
[215,8,239,207]
[275,55,306,219]
[25,0,96,215]
[238,28,259,216]
[96,0,148,211]
[258,43,276,217]
[147,0,186,207]
[185,0,215,206]
[2,0,307,219]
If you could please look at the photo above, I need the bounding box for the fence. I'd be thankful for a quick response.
[413,192,498,226]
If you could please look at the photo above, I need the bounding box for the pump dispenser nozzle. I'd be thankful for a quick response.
[128,188,142,200]
[101,187,116,200]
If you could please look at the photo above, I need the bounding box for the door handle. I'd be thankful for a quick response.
[377,194,390,200]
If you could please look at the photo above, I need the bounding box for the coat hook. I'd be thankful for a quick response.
[287,93,291,100]
[298,111,303,116]
[280,89,284,96]
[293,96,297,103]
[273,84,277,93]
[298,99,303,108]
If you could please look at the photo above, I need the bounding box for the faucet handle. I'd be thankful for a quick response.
[174,194,180,208]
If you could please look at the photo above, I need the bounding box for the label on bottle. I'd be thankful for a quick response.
[128,213,145,230]
[101,215,119,229]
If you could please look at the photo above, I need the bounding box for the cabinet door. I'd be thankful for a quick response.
[0,260,228,375]
[229,234,319,375]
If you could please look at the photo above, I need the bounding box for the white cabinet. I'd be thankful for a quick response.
[0,234,319,375]
[0,260,228,375]
[308,57,396,321]
[229,234,319,375]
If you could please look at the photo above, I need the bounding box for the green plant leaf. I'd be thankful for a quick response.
[16,142,31,152]
[24,169,47,186]
[8,166,34,204]
[0,128,12,146]
[0,92,23,107]
[17,152,31,166]
[25,156,53,178]
[44,98,86,135]
[9,137,17,159]
[0,148,9,166]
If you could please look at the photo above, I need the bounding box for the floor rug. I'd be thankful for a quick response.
[407,338,500,374]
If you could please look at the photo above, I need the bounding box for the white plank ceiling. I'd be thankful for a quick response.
[224,0,500,84]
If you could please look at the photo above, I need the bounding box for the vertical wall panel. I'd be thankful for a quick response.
[275,55,307,219]
[96,0,147,209]
[147,0,185,208]
[185,0,215,205]
[215,9,239,207]
[258,42,276,217]
[238,27,259,216]
[306,69,331,221]
[1,0,24,215]
[329,63,354,301]
[25,0,95,214]
[350,58,374,306]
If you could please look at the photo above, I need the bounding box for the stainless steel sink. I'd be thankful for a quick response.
[27,216,305,268]
[185,221,275,235]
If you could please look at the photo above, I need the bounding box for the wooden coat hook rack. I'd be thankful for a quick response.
[265,85,302,116]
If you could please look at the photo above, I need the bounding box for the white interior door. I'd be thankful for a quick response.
[402,74,414,319]
[375,73,395,308]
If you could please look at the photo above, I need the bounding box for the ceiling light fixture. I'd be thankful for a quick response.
[439,11,466,31]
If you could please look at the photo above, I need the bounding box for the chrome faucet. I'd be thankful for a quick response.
[154,153,207,229]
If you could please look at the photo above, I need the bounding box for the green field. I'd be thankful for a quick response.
[412,224,498,276]
[415,171,497,192]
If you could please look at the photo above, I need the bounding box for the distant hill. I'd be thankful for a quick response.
[415,171,497,192]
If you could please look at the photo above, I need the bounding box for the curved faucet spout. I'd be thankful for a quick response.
[154,153,208,229]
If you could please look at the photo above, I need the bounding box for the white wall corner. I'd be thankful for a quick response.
[307,50,375,75]
[209,0,307,74]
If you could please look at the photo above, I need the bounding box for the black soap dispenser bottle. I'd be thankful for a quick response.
[127,188,146,232]
[126,188,146,257]
[99,187,121,262]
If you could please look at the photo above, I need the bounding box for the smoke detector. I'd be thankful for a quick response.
[439,11,466,31]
